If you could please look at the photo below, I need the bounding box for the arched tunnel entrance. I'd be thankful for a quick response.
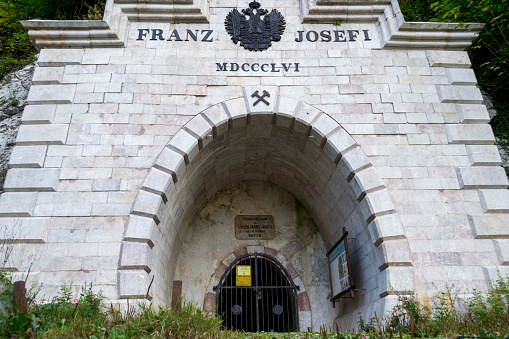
[117,95,413,330]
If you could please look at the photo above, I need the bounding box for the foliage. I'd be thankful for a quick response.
[398,0,435,22]
[363,275,509,338]
[400,0,509,145]
[0,0,106,80]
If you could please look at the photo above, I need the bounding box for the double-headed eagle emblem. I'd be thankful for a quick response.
[225,1,286,52]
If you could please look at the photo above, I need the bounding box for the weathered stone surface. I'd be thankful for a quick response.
[27,85,76,104]
[0,64,35,192]
[466,145,502,166]
[469,214,509,239]
[38,49,84,66]
[3,168,60,191]
[8,145,47,168]
[16,124,69,145]
[0,192,38,216]
[445,124,496,144]
[456,167,508,189]
[457,104,490,124]
[478,189,509,213]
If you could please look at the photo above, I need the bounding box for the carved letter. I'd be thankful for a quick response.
[282,63,292,72]
[216,63,227,71]
[137,29,150,41]
[334,30,346,42]
[320,30,332,42]
[167,29,183,41]
[151,29,165,41]
[295,31,304,42]
[363,30,372,41]
[271,64,280,72]
[230,63,239,71]
[186,29,199,41]
[306,31,319,42]
[294,63,300,72]
[242,63,250,72]
[261,64,269,72]
[251,63,260,72]
[347,30,359,42]
[201,30,214,42]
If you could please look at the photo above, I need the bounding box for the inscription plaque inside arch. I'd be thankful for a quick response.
[235,215,275,240]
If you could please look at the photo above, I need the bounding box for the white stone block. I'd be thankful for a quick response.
[469,214,509,239]
[223,98,248,129]
[92,179,121,191]
[21,105,56,124]
[360,189,396,223]
[0,217,50,243]
[201,104,229,136]
[119,242,152,273]
[141,168,174,200]
[445,124,495,145]
[118,270,152,299]
[38,49,84,66]
[184,115,213,148]
[294,104,321,135]
[456,167,508,189]
[376,239,412,270]
[446,68,477,85]
[275,96,299,128]
[368,214,406,246]
[323,128,357,164]
[466,145,502,166]
[349,167,385,200]
[426,50,471,68]
[337,146,371,180]
[16,124,69,145]
[32,67,64,84]
[27,85,76,104]
[478,189,509,213]
[153,147,186,182]
[457,104,490,124]
[8,146,47,168]
[244,86,278,113]
[123,215,158,248]
[493,240,509,265]
[378,266,414,297]
[0,192,38,216]
[3,168,60,192]
[131,190,165,224]
[167,129,199,164]
[437,85,483,104]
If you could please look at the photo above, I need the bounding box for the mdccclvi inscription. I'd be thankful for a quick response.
[235,215,275,240]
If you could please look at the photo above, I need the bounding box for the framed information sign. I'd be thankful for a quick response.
[326,227,354,307]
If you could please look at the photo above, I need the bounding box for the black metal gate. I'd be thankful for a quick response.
[214,253,299,332]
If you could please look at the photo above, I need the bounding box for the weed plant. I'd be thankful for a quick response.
[1,271,509,338]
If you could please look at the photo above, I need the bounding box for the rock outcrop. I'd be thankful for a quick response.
[0,63,36,192]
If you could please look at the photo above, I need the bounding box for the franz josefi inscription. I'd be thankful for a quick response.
[225,1,286,52]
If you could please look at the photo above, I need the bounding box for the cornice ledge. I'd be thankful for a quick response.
[384,22,484,50]
[21,20,124,50]
[112,0,209,23]
[301,0,394,23]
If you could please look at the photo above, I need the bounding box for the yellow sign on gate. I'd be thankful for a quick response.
[236,265,251,286]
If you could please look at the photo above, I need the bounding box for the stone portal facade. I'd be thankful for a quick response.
[0,0,508,331]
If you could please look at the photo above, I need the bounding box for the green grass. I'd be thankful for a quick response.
[1,272,509,338]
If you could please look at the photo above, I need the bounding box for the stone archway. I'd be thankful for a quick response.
[117,92,413,328]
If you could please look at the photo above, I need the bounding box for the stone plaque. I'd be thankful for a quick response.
[235,215,275,240]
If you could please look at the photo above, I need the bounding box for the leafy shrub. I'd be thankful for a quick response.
[0,0,106,80]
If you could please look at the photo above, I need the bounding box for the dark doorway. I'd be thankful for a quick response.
[215,253,299,332]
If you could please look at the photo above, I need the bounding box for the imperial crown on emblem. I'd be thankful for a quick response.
[225,1,286,52]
